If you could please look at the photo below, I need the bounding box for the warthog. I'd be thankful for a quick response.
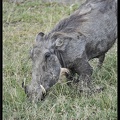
[22,0,117,102]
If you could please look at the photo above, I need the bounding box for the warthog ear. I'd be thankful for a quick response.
[55,38,69,51]
[79,4,92,16]
[55,38,64,47]
[35,32,45,42]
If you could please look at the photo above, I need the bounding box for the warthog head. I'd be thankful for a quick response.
[22,32,70,102]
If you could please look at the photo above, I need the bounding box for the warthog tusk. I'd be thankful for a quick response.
[40,85,46,95]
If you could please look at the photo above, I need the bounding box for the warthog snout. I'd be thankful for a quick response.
[22,83,47,102]
[22,67,70,102]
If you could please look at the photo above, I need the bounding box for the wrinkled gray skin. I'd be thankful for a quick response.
[23,0,117,102]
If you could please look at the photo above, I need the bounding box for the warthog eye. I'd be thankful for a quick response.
[44,52,51,60]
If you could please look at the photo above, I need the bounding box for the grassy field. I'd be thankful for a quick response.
[3,0,117,120]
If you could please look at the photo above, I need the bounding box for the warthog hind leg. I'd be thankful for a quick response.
[74,58,104,95]
[97,54,105,69]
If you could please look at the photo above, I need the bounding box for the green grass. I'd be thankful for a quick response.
[3,0,117,120]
